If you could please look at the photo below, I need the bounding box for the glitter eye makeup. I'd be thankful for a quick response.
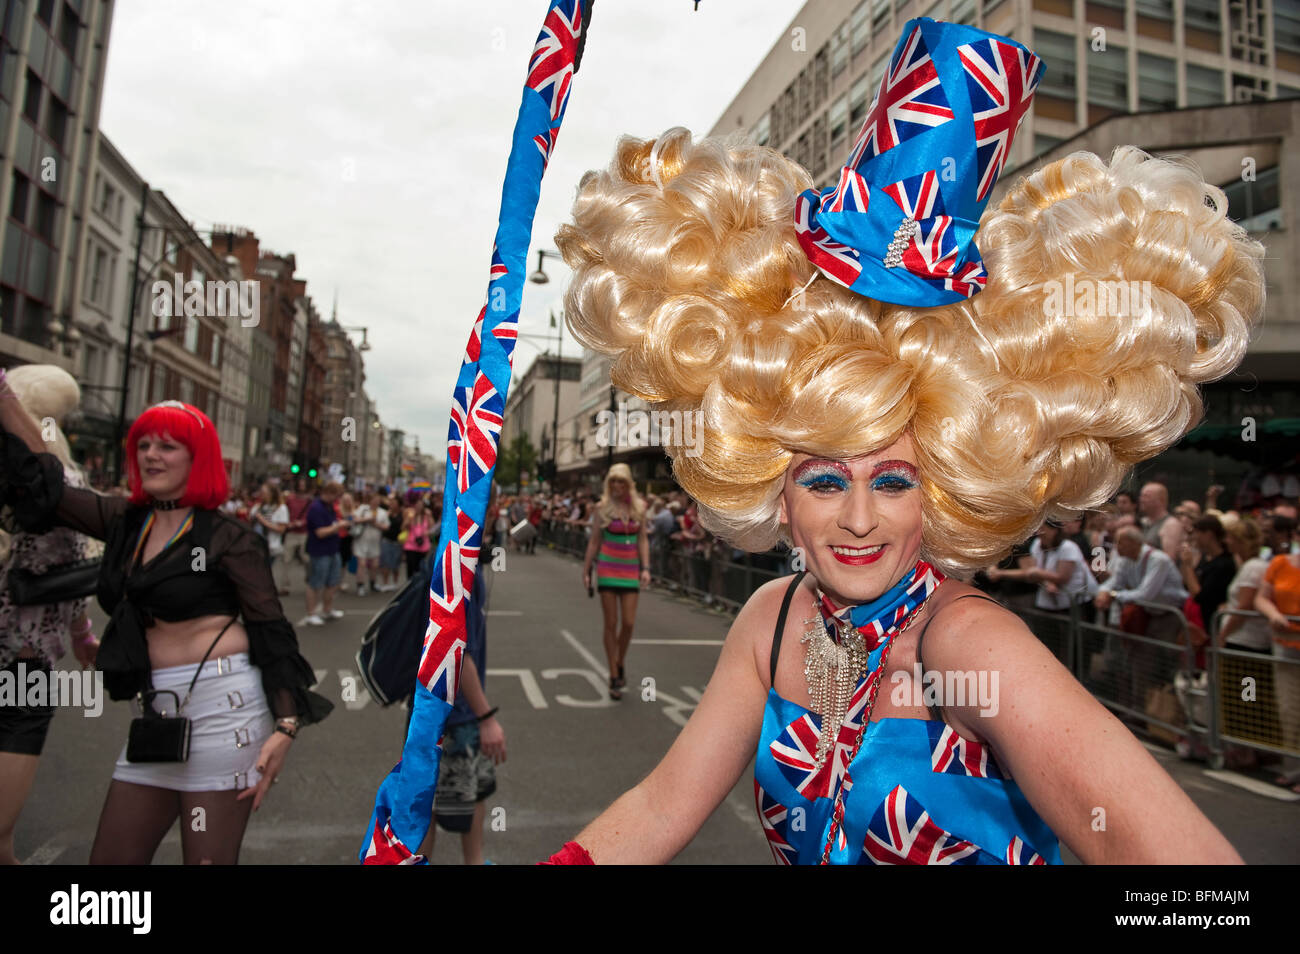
[793,459,852,491]
[869,459,918,492]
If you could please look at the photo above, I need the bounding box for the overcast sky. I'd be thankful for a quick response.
[98,0,800,458]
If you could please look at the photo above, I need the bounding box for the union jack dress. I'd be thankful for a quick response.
[753,581,1060,865]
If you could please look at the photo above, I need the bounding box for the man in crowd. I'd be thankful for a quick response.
[1139,481,1186,563]
[302,481,347,626]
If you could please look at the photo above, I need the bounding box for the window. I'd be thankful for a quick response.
[183,315,199,353]
[36,0,54,26]
[1087,42,1128,112]
[871,0,889,35]
[831,23,849,77]
[1034,134,1063,155]
[9,173,29,224]
[851,1,869,56]
[870,50,889,92]
[1185,63,1224,106]
[1135,0,1173,19]
[850,72,872,124]
[87,242,110,307]
[1034,31,1077,99]
[23,71,41,122]
[829,94,848,151]
[952,0,976,25]
[45,95,67,151]
[58,3,78,54]
[211,333,221,368]
[752,111,770,146]
[1277,4,1300,56]
[1220,165,1279,231]
[97,177,120,225]
[1137,53,1176,111]
[34,189,57,243]
[1184,0,1220,32]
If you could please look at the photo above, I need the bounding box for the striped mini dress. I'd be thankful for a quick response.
[596,517,640,590]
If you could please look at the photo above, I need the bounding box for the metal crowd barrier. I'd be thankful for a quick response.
[535,521,786,612]
[1208,607,1300,769]
[533,521,1300,767]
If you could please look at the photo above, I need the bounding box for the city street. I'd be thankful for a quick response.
[15,543,1300,865]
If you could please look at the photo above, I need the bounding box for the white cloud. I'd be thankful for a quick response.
[100,0,798,461]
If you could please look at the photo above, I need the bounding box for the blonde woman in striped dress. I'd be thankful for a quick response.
[582,463,650,700]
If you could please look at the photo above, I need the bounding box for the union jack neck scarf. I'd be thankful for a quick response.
[802,560,945,766]
[814,559,946,650]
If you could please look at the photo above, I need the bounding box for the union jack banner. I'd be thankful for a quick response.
[528,0,583,167]
[361,0,593,865]
[846,22,953,168]
[957,36,1044,201]
[447,372,504,494]
[928,722,1006,779]
[862,785,986,865]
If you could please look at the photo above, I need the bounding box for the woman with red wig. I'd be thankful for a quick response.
[0,382,332,864]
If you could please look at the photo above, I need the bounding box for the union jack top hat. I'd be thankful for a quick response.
[793,17,1045,307]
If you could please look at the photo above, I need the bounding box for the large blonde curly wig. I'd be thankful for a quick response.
[556,128,1264,575]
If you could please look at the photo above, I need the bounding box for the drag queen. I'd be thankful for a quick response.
[543,18,1261,864]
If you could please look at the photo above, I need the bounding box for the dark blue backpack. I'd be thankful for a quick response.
[355,553,435,707]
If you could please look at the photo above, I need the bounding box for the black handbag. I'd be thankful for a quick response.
[126,617,236,764]
[8,557,101,605]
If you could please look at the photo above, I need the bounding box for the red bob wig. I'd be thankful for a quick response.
[126,400,229,509]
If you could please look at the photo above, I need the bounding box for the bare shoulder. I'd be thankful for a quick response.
[734,572,809,685]
[917,581,1040,672]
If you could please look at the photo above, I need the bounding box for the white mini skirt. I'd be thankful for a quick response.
[112,653,274,792]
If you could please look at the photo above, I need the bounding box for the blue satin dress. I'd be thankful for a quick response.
[753,575,1061,865]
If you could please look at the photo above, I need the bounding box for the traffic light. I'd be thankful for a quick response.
[290,463,301,475]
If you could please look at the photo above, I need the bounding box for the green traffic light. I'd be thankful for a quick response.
[308,468,317,478]
[290,464,300,474]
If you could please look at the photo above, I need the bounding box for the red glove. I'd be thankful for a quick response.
[538,841,594,865]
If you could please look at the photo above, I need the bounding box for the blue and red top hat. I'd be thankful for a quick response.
[793,17,1044,307]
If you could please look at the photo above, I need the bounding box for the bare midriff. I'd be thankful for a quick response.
[146,614,250,669]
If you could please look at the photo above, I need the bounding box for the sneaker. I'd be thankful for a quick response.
[327,609,345,620]
[300,614,324,626]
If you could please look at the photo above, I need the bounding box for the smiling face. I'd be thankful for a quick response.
[136,432,192,502]
[777,434,924,606]
[608,477,630,501]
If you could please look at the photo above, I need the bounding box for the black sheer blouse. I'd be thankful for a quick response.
[0,430,331,724]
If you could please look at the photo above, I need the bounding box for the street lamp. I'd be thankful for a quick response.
[338,324,372,351]
[528,248,565,285]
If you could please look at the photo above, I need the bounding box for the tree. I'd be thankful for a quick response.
[497,434,538,489]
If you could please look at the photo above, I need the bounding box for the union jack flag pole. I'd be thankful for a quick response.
[360,0,593,865]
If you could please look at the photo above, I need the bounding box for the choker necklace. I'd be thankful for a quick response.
[152,499,180,511]
[801,560,945,766]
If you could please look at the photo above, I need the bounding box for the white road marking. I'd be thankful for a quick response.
[1203,769,1300,801]
[487,610,523,616]
[486,668,549,709]
[22,830,73,865]
[633,639,724,646]
[560,628,610,676]
[542,668,617,708]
